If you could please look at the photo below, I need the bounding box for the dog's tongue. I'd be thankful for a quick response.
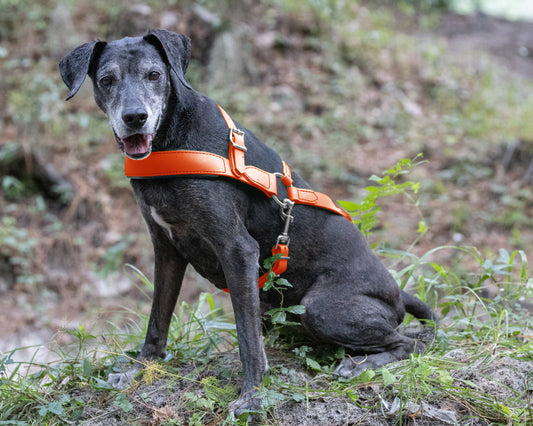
[122,134,153,157]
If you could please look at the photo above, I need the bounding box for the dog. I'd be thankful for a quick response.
[59,30,435,416]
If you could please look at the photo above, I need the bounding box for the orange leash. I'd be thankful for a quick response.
[124,105,352,292]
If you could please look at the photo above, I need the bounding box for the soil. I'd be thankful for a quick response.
[439,12,533,78]
[72,348,533,425]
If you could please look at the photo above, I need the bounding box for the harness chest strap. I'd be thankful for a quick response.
[125,105,352,222]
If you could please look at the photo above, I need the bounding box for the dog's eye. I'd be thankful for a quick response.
[99,76,113,87]
[148,71,160,81]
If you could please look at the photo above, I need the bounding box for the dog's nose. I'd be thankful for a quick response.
[122,108,148,128]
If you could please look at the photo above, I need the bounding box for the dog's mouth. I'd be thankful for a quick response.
[116,133,153,160]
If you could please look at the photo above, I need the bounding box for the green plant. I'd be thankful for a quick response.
[1,175,30,199]
[261,257,306,327]
[7,71,64,142]
[387,0,453,12]
[66,324,97,363]
[267,0,353,29]
[97,237,136,277]
[38,393,85,421]
[123,264,237,363]
[0,349,85,423]
[101,153,132,189]
[0,248,530,424]
[200,376,238,409]
[339,154,426,237]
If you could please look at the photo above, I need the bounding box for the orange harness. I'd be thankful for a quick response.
[125,105,351,292]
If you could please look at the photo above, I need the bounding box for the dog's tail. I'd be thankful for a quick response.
[400,290,437,343]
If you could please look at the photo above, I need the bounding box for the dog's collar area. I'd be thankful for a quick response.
[123,104,352,293]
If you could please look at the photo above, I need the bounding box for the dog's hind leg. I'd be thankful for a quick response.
[300,280,425,378]
[109,224,188,389]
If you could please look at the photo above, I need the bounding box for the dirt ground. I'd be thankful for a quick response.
[73,347,532,425]
[439,12,533,78]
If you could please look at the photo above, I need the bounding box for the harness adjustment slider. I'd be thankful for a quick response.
[229,128,247,151]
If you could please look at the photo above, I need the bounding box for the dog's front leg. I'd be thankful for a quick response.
[222,239,268,417]
[109,228,187,388]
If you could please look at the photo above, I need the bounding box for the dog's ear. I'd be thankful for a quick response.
[145,30,192,89]
[59,40,107,101]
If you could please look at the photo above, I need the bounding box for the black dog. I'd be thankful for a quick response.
[59,30,435,416]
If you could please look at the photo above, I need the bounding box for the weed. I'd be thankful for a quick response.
[261,257,306,327]
[7,70,64,144]
[0,0,48,41]
[339,154,426,237]
[201,376,238,409]
[96,236,136,277]
[116,265,237,367]
[66,324,97,362]
[0,348,83,423]
[113,392,134,413]
[100,153,132,189]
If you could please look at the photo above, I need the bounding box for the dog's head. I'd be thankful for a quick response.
[59,30,191,159]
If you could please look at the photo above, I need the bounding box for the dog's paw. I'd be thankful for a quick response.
[228,394,263,420]
[334,356,371,378]
[108,369,138,389]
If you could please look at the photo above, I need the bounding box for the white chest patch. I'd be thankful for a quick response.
[150,206,173,239]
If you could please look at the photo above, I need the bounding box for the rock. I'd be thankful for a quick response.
[386,397,457,424]
[47,1,81,59]
[108,3,154,38]
[0,144,73,205]
[207,29,257,93]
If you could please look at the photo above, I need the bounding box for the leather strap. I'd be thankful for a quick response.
[125,150,279,198]
[217,104,246,177]
[124,105,352,222]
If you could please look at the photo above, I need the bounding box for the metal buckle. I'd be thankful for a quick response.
[272,197,294,248]
[229,128,247,151]
[271,194,285,209]
[275,234,290,249]
[271,195,293,219]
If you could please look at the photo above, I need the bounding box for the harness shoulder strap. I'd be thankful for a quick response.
[217,104,246,176]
